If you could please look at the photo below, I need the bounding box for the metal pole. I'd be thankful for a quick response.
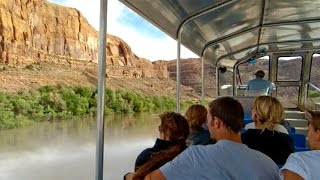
[201,56,204,105]
[232,64,238,96]
[176,37,181,112]
[304,83,309,105]
[96,0,108,180]
[233,65,237,96]
[216,66,219,97]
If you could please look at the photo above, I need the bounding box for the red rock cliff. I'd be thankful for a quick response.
[0,0,168,78]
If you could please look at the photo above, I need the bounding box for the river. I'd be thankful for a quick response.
[0,112,161,180]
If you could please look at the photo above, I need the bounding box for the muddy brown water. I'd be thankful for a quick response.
[0,112,161,180]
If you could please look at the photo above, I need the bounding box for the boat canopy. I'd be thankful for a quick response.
[119,0,320,66]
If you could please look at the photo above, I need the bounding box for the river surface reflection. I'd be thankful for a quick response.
[0,112,161,180]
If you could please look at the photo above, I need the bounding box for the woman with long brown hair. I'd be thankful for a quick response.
[128,112,189,180]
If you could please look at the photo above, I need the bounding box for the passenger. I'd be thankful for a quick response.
[241,96,294,165]
[130,112,189,180]
[185,104,215,145]
[246,70,272,94]
[143,97,280,180]
[280,107,320,179]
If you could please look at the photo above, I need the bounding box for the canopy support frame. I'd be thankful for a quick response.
[96,0,108,180]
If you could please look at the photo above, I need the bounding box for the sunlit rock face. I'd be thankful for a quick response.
[0,0,169,78]
[167,58,216,97]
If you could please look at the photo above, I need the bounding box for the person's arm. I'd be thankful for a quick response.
[144,169,166,180]
[145,147,195,179]
[280,153,307,180]
[283,169,303,180]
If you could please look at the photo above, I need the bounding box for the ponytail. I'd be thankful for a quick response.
[133,144,186,180]
[260,118,277,132]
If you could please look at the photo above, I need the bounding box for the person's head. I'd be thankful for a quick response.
[185,104,207,132]
[254,70,265,79]
[251,96,284,131]
[305,108,320,150]
[159,112,189,143]
[207,97,244,140]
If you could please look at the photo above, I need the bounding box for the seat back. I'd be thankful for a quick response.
[233,96,255,121]
[290,127,296,134]
[290,133,306,147]
[244,119,253,125]
[245,88,269,96]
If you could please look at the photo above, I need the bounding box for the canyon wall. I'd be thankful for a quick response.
[0,0,168,78]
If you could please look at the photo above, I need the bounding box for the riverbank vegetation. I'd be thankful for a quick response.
[0,85,195,130]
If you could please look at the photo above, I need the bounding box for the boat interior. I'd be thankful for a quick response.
[96,1,320,178]
[117,0,320,135]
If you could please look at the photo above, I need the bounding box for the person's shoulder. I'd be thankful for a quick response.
[192,128,209,138]
[244,122,255,130]
[186,143,219,156]
[272,130,292,142]
[191,129,213,145]
[138,147,156,157]
[289,151,320,171]
[186,144,209,152]
[248,79,257,83]
[292,150,320,160]
[275,124,289,134]
[168,145,209,164]
[135,147,157,168]
[248,147,278,165]
[241,129,271,144]
[255,78,270,84]
[241,128,261,137]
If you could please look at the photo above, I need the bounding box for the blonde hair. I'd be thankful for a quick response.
[253,96,284,131]
[185,104,207,132]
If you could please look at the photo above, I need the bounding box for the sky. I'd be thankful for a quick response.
[47,0,198,61]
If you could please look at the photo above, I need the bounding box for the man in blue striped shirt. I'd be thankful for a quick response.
[246,70,271,93]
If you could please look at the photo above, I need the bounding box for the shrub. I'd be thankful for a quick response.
[0,85,192,130]
[308,90,320,98]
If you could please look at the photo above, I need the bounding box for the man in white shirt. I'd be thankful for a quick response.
[280,109,320,179]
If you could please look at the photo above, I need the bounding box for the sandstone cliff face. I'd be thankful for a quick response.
[167,58,216,97]
[0,0,168,78]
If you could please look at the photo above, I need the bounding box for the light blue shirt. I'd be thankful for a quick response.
[280,150,320,180]
[246,78,271,91]
[160,140,280,180]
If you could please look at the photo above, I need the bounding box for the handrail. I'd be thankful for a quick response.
[308,82,320,92]
[304,82,320,105]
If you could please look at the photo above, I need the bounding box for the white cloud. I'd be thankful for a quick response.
[48,0,198,61]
